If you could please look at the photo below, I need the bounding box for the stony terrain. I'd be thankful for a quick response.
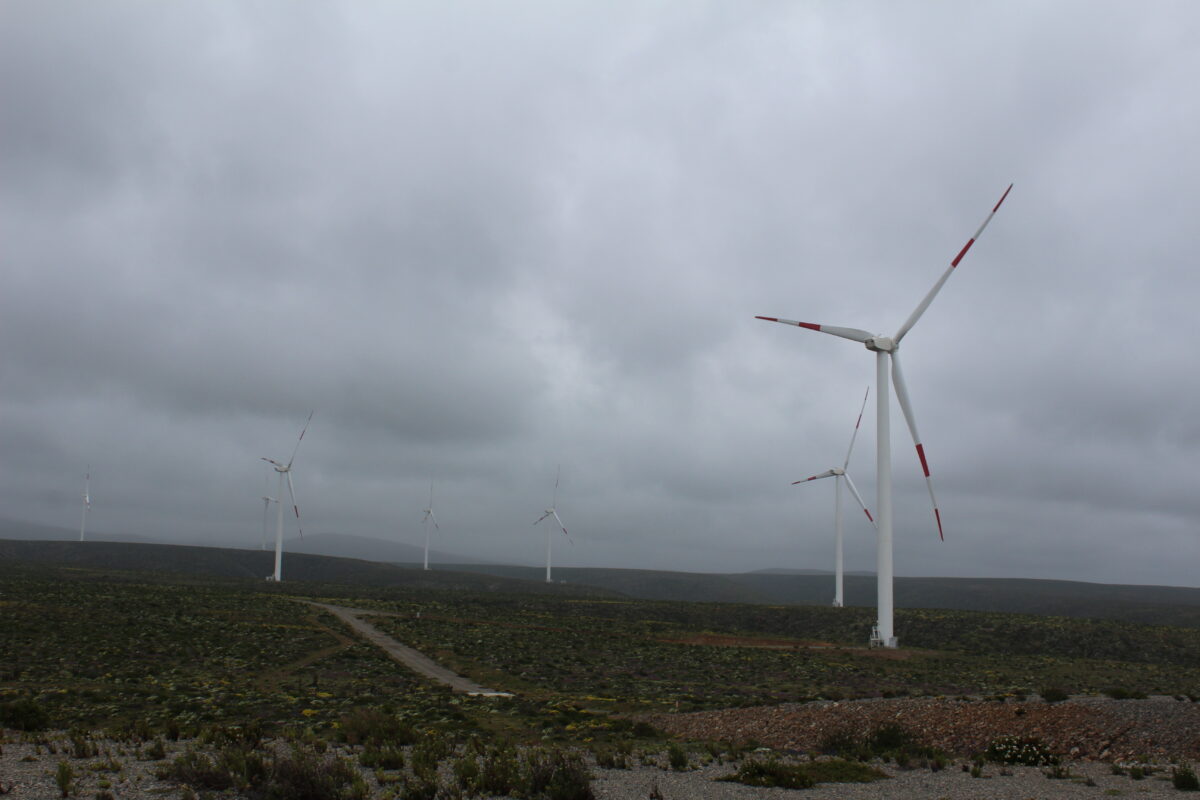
[5,697,1200,799]
[647,694,1200,762]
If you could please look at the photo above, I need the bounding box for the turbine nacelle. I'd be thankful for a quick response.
[864,336,895,353]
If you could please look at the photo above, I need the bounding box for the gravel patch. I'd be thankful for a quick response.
[646,695,1200,762]
[593,760,1191,799]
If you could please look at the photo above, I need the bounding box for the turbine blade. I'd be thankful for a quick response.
[890,352,944,540]
[842,471,877,529]
[552,510,571,544]
[287,410,314,469]
[286,471,303,539]
[755,317,872,344]
[894,184,1012,343]
[534,510,552,525]
[430,510,439,531]
[792,469,837,485]
[842,386,870,470]
[553,465,561,508]
[261,457,282,467]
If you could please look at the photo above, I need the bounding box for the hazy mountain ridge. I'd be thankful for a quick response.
[3,531,1200,628]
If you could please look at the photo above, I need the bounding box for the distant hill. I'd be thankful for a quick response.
[0,518,486,565]
[287,532,489,567]
[0,539,613,598]
[4,531,1200,628]
[440,564,1200,628]
[0,517,155,544]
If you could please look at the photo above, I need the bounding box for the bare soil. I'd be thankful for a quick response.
[645,695,1200,762]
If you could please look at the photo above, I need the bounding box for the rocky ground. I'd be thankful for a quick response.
[646,695,1200,762]
[4,697,1200,798]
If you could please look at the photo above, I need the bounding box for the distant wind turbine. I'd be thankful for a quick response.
[259,492,276,551]
[534,466,571,583]
[792,387,876,608]
[421,483,439,571]
[79,468,91,542]
[758,184,1011,647]
[260,411,313,582]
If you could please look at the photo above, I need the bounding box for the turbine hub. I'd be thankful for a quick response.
[832,468,845,476]
[864,336,895,353]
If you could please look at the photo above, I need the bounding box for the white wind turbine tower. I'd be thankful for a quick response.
[421,483,439,571]
[259,488,276,551]
[79,468,91,542]
[534,467,571,583]
[260,411,312,582]
[792,387,877,608]
[758,184,1011,647]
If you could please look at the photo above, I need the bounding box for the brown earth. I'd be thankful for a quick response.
[645,695,1200,761]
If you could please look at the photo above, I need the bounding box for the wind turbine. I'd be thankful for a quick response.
[79,468,90,542]
[259,493,276,551]
[260,411,312,582]
[793,387,876,608]
[534,466,570,583]
[421,483,439,571]
[757,184,1011,647]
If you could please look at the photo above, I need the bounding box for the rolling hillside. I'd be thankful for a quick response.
[2,532,1199,627]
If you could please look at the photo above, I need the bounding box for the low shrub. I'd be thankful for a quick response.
[0,699,49,732]
[1173,764,1200,791]
[1040,687,1069,703]
[54,761,73,798]
[336,709,416,747]
[720,758,886,789]
[264,746,368,800]
[520,747,594,800]
[476,744,522,796]
[984,735,1058,766]
[358,744,404,770]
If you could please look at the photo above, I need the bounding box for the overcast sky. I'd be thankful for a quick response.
[2,1,1198,586]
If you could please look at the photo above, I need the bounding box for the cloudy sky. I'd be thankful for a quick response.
[2,1,1197,586]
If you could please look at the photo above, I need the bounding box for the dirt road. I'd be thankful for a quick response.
[301,601,512,697]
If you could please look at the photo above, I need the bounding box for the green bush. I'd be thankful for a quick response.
[520,748,594,800]
[984,735,1058,766]
[263,746,368,800]
[358,744,404,770]
[818,728,867,760]
[476,744,522,795]
[1174,765,1200,791]
[0,698,49,731]
[722,758,814,789]
[721,758,886,789]
[336,708,416,747]
[666,743,689,771]
[55,761,74,798]
[867,723,912,755]
[1039,687,1069,703]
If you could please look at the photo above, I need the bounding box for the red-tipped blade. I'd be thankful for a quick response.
[552,510,572,544]
[890,353,944,540]
[843,386,870,470]
[792,469,836,485]
[286,471,303,539]
[842,472,877,529]
[894,184,1012,343]
[287,411,314,469]
[755,317,873,344]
